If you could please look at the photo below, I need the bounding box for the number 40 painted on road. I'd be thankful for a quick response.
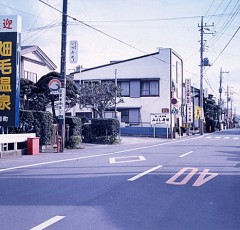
[166,167,219,187]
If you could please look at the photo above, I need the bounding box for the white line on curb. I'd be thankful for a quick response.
[30,216,65,230]
[179,151,193,158]
[128,165,163,181]
[0,136,201,173]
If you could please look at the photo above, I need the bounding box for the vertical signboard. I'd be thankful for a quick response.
[0,15,21,127]
[185,79,193,123]
[69,40,78,64]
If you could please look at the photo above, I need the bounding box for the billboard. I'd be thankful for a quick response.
[0,15,21,127]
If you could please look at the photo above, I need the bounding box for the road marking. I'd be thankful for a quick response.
[166,167,219,186]
[206,136,212,139]
[234,137,239,140]
[30,216,65,230]
[109,155,145,164]
[179,151,193,158]
[128,165,163,181]
[215,136,221,139]
[166,168,198,185]
[224,137,230,139]
[193,169,219,187]
[0,136,202,173]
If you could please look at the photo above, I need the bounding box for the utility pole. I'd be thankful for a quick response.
[114,69,117,118]
[198,16,214,135]
[219,67,229,130]
[58,0,68,152]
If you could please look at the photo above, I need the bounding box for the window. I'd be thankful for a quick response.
[140,80,159,96]
[118,81,130,96]
[24,71,37,83]
[120,109,129,123]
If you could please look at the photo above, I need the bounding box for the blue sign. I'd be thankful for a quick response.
[0,16,21,127]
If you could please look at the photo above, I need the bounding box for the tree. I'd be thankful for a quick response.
[22,71,79,122]
[78,81,123,118]
[20,78,37,110]
[204,94,220,132]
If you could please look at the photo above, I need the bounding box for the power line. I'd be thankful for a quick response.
[211,26,240,66]
[37,0,170,65]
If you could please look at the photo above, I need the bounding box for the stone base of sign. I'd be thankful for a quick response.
[0,149,26,159]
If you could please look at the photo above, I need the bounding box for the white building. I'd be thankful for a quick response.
[21,45,57,82]
[70,48,183,133]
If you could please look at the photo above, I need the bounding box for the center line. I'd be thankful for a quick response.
[128,165,163,182]
[179,151,193,158]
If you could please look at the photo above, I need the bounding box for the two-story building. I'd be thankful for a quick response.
[70,48,184,137]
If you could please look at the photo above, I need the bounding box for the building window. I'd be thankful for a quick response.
[118,81,130,96]
[24,71,37,83]
[140,80,159,96]
[120,109,129,123]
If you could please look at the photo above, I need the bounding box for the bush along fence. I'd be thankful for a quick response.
[65,116,82,149]
[82,118,120,144]
[9,110,53,147]
[7,110,82,152]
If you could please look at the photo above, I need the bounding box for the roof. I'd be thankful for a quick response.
[72,51,159,74]
[21,45,57,70]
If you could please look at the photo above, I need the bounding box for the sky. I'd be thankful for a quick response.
[1,0,240,114]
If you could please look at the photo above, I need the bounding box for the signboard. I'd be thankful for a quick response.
[0,15,21,127]
[58,88,65,121]
[69,40,78,64]
[48,79,61,94]
[151,113,170,125]
[186,105,193,123]
[195,106,200,119]
[185,79,191,105]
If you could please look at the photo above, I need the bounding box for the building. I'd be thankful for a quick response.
[21,45,57,82]
[70,48,184,136]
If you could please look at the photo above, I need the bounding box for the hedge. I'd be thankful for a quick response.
[83,118,120,144]
[65,116,82,148]
[8,110,53,146]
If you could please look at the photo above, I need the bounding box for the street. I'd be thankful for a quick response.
[0,129,240,230]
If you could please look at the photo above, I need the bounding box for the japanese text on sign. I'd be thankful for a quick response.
[185,79,192,105]
[0,42,12,111]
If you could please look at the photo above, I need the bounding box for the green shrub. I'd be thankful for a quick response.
[9,110,53,146]
[83,118,120,144]
[65,116,82,148]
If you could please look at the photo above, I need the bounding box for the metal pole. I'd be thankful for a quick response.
[199,16,204,135]
[114,69,117,118]
[58,0,68,152]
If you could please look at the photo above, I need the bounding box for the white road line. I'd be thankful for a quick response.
[179,151,193,158]
[206,136,212,139]
[215,137,221,139]
[224,137,230,139]
[0,136,201,173]
[30,216,65,230]
[234,137,239,140]
[109,155,145,164]
[128,165,163,182]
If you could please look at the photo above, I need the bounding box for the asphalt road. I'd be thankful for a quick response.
[0,129,239,230]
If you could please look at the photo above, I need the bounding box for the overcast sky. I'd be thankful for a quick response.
[1,0,240,113]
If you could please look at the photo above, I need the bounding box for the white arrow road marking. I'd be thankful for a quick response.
[30,216,65,230]
[179,151,193,158]
[109,155,145,164]
[128,165,163,182]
